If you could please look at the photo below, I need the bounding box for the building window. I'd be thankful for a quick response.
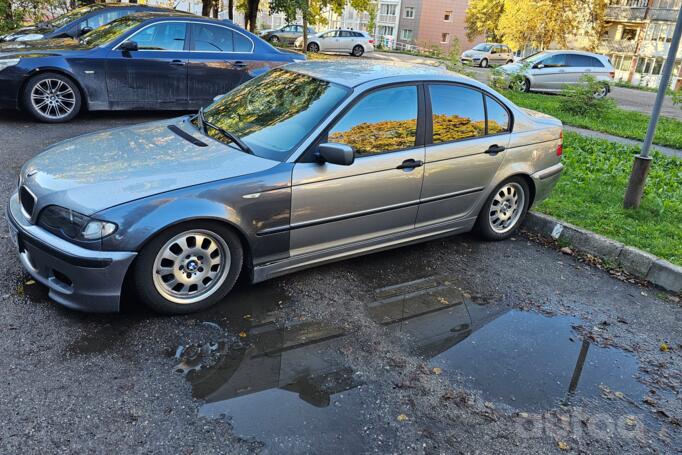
[404,6,415,18]
[620,28,637,40]
[380,3,397,15]
[401,29,413,40]
[441,33,449,43]
[443,10,452,21]
[378,25,394,37]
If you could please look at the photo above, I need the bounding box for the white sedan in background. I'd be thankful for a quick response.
[295,29,375,57]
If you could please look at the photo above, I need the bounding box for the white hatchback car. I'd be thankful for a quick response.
[295,29,375,57]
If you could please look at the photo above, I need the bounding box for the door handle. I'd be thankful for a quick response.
[485,144,506,155]
[396,159,423,170]
[170,59,186,66]
[232,61,248,68]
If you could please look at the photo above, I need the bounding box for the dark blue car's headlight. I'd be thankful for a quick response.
[38,205,117,241]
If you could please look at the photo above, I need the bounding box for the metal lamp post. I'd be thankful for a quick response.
[623,6,682,209]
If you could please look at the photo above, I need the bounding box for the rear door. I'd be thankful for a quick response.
[417,83,510,227]
[289,84,425,256]
[187,22,254,107]
[106,20,189,108]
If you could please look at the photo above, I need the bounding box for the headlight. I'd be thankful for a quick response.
[15,33,43,41]
[0,58,20,71]
[38,205,117,241]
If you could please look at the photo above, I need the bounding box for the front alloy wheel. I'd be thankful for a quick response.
[269,35,280,43]
[307,42,319,52]
[134,223,243,314]
[23,72,81,123]
[474,177,530,240]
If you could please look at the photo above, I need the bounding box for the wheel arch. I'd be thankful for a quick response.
[20,67,89,110]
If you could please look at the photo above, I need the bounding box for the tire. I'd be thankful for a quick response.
[594,83,609,99]
[134,222,244,314]
[474,177,530,241]
[269,35,280,43]
[479,58,489,68]
[506,59,514,65]
[512,77,530,92]
[307,42,319,52]
[22,72,81,123]
[351,45,364,57]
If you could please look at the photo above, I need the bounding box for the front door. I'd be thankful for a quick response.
[417,83,509,227]
[187,22,252,107]
[106,21,189,108]
[531,53,567,91]
[290,84,425,256]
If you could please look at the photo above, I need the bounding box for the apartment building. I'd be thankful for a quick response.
[599,0,682,90]
[396,0,480,53]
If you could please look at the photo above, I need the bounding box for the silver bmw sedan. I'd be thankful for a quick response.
[7,61,564,314]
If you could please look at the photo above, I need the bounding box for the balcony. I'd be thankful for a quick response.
[599,38,638,53]
[605,5,647,21]
[649,8,680,21]
[378,14,397,24]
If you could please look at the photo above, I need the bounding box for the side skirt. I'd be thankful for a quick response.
[252,216,477,283]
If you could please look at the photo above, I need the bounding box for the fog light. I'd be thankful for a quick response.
[81,220,117,240]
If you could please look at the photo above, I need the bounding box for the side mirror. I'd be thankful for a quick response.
[318,142,354,166]
[119,40,138,52]
[78,26,92,36]
[534,63,544,69]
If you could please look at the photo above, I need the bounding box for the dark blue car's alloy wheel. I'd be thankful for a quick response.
[152,229,231,304]
[30,78,76,120]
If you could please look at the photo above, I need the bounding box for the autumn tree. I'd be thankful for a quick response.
[464,0,504,42]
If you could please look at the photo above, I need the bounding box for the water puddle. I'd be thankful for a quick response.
[176,276,663,450]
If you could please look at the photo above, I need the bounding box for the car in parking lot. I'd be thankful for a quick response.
[460,43,514,68]
[7,61,563,314]
[499,50,614,97]
[260,24,315,45]
[0,2,177,42]
[0,12,302,122]
[294,29,374,56]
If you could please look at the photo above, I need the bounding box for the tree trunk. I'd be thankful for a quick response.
[212,0,219,19]
[202,0,211,17]
[228,0,233,20]
[303,16,308,51]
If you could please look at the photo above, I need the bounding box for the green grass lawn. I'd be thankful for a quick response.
[536,133,682,265]
[502,90,682,150]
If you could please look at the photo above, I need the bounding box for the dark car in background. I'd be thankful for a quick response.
[260,24,315,45]
[0,12,303,122]
[0,2,178,42]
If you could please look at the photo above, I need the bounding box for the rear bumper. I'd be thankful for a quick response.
[6,192,136,313]
[530,163,564,206]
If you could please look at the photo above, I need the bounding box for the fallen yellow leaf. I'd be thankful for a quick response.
[243,314,252,320]
[558,441,569,450]
[25,279,35,285]
[614,391,624,399]
[437,297,449,305]
[239,331,247,338]
[397,414,408,422]
[432,367,442,375]
[660,343,669,352]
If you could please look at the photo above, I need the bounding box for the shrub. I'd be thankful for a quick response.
[560,74,615,116]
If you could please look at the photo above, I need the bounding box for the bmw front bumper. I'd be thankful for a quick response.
[6,192,136,312]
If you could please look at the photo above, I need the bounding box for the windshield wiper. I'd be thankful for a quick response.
[196,107,253,155]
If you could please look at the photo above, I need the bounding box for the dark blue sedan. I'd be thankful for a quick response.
[0,13,303,122]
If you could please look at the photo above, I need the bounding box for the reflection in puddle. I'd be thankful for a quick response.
[177,277,655,450]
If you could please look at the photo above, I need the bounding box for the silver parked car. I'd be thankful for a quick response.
[500,50,615,98]
[294,29,374,56]
[7,61,563,314]
[461,43,514,68]
[260,24,315,45]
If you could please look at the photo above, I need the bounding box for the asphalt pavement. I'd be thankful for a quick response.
[1,109,680,454]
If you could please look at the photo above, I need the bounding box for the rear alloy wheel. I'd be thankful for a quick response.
[307,42,319,52]
[23,72,81,123]
[594,83,609,99]
[474,177,530,241]
[506,59,514,64]
[352,45,364,57]
[134,222,243,314]
[480,58,489,68]
[269,35,280,43]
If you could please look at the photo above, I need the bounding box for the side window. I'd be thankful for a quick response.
[504,46,512,53]
[191,24,233,52]
[132,22,187,51]
[429,84,485,143]
[340,31,352,37]
[589,56,605,67]
[322,31,337,38]
[541,54,566,67]
[82,9,129,29]
[328,85,418,156]
[233,32,253,52]
[485,96,510,134]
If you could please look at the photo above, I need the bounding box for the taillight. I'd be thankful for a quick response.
[557,130,563,156]
[609,71,615,79]
[369,39,374,44]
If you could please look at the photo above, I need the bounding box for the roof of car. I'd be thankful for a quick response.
[542,49,607,57]
[285,60,467,88]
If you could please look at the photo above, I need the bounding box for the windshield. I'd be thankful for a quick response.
[522,51,550,64]
[194,69,349,161]
[473,43,493,52]
[45,4,103,29]
[79,15,144,47]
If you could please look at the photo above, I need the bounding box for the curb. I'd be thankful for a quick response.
[523,212,682,293]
